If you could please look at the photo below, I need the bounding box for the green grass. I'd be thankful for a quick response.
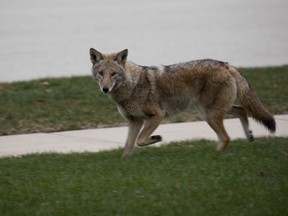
[0,66,287,135]
[0,77,124,135]
[239,66,288,114]
[0,137,287,216]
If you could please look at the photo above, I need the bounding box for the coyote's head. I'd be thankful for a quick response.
[90,48,128,94]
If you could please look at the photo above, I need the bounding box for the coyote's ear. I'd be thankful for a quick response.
[114,49,128,65]
[90,48,104,64]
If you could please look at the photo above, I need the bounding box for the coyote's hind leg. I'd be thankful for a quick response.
[205,110,230,151]
[229,105,254,142]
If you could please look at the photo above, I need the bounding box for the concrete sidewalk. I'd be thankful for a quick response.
[0,115,287,157]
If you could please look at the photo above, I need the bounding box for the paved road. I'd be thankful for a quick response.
[1,0,288,82]
[0,115,287,157]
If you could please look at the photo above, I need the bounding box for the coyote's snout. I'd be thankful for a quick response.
[90,48,276,157]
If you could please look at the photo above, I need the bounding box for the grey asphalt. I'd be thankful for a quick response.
[0,115,287,157]
[1,0,288,83]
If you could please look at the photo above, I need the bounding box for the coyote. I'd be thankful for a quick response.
[89,48,276,156]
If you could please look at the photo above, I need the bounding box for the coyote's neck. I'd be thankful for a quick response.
[108,80,135,104]
[108,62,140,103]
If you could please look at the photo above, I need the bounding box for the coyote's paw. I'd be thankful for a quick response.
[248,130,254,142]
[150,135,162,142]
[137,135,162,146]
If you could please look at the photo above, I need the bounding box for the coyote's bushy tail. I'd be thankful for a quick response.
[229,66,276,133]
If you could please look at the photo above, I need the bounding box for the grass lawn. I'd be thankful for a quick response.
[0,66,288,135]
[1,65,287,216]
[0,137,287,216]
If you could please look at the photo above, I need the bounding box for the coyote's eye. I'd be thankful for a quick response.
[98,71,104,76]
[111,72,117,77]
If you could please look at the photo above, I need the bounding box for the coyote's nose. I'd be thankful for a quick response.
[102,86,109,93]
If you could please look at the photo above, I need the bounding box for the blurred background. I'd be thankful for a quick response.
[0,0,287,83]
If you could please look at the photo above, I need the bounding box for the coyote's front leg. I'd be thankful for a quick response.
[122,118,144,157]
[137,113,164,147]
